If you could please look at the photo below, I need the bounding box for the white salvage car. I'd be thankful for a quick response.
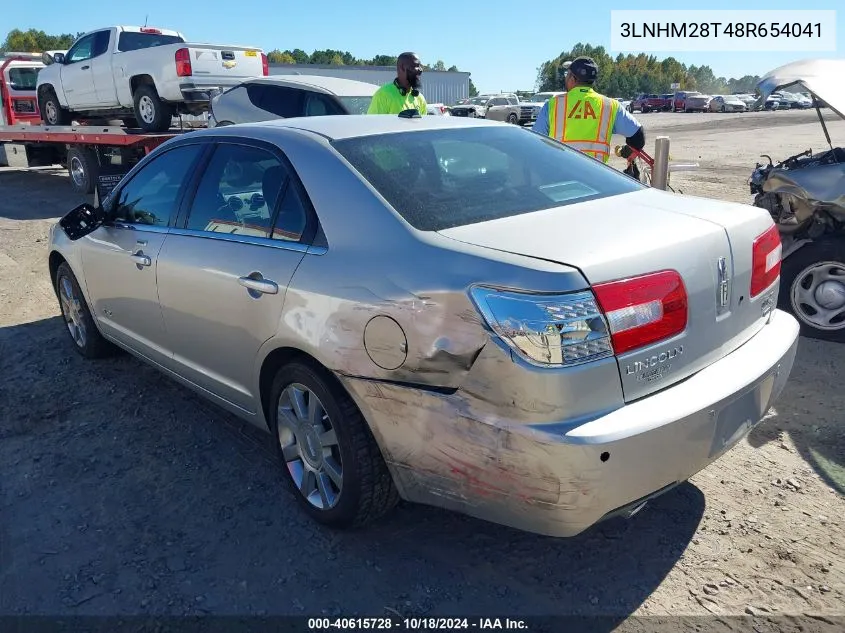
[36,25,267,132]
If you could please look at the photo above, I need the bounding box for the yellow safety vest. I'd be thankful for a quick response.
[548,87,619,163]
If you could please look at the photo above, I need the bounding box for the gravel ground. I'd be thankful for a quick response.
[1,109,843,629]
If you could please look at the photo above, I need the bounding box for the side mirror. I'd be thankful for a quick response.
[53,52,66,64]
[59,203,106,241]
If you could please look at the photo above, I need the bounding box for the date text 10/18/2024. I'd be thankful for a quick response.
[308,617,528,630]
[619,22,822,39]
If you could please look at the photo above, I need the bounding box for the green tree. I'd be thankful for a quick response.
[535,42,760,97]
[267,49,295,64]
[1,28,80,53]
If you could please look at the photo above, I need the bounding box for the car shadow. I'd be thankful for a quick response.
[0,168,88,221]
[1,316,703,626]
[747,337,845,496]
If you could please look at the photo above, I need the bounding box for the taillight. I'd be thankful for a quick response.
[593,270,688,355]
[140,27,162,34]
[261,53,269,76]
[469,287,614,367]
[175,48,192,77]
[750,224,782,297]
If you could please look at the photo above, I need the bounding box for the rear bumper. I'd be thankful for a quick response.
[341,309,800,538]
[175,81,242,105]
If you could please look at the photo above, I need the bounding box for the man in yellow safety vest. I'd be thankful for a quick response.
[367,52,428,115]
[532,57,645,164]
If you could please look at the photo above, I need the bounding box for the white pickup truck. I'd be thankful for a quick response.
[36,26,268,132]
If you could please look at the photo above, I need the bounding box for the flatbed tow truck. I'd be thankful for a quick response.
[0,53,201,195]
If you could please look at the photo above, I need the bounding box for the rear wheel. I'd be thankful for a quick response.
[269,360,399,528]
[779,238,845,343]
[66,147,99,195]
[133,84,172,133]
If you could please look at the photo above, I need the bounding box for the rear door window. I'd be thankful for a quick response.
[246,84,305,118]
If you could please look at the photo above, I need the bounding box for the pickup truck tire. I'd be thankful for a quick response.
[133,85,172,133]
[66,147,99,195]
[39,88,72,126]
[507,113,518,124]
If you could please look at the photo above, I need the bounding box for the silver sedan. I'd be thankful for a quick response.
[48,114,800,538]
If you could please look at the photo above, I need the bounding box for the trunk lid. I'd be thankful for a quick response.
[437,188,778,402]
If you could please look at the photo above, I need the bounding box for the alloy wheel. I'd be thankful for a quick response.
[276,383,343,509]
[59,275,87,348]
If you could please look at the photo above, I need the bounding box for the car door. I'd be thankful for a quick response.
[60,33,98,107]
[485,97,506,121]
[78,142,207,366]
[155,138,313,412]
[89,29,119,105]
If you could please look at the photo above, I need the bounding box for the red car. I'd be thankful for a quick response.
[630,93,671,112]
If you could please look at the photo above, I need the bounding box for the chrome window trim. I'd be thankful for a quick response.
[166,227,327,255]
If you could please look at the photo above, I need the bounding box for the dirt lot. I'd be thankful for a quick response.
[1,109,843,629]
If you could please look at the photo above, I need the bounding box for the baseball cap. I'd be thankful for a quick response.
[568,57,598,82]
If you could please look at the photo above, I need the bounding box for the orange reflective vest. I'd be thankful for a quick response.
[547,87,619,163]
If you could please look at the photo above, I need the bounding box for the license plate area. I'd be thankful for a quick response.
[708,373,775,459]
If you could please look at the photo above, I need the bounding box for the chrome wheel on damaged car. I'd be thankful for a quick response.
[269,361,399,527]
[277,382,344,510]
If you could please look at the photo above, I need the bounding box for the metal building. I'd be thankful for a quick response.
[268,63,470,105]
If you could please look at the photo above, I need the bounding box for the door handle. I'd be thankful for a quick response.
[81,65,90,70]
[238,274,278,295]
[130,252,151,267]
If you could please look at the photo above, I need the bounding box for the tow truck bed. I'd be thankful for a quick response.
[0,123,198,195]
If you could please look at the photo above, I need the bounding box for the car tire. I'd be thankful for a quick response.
[65,147,99,195]
[269,360,400,529]
[133,84,172,133]
[39,88,72,126]
[507,113,517,124]
[54,262,116,358]
[778,238,845,343]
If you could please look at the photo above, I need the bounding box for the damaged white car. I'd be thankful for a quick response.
[48,113,798,538]
[749,58,845,342]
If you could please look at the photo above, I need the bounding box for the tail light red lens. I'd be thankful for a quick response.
[140,27,162,34]
[593,270,688,354]
[261,53,269,76]
[175,48,192,77]
[750,224,782,297]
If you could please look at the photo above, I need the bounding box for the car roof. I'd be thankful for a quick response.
[239,74,379,96]
[209,113,501,142]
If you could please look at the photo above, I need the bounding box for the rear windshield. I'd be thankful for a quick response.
[117,31,185,52]
[337,96,373,115]
[8,68,39,91]
[331,126,644,231]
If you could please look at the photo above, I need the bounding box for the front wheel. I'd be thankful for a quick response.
[54,262,116,358]
[39,89,72,126]
[269,360,399,528]
[507,113,517,124]
[778,238,845,343]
